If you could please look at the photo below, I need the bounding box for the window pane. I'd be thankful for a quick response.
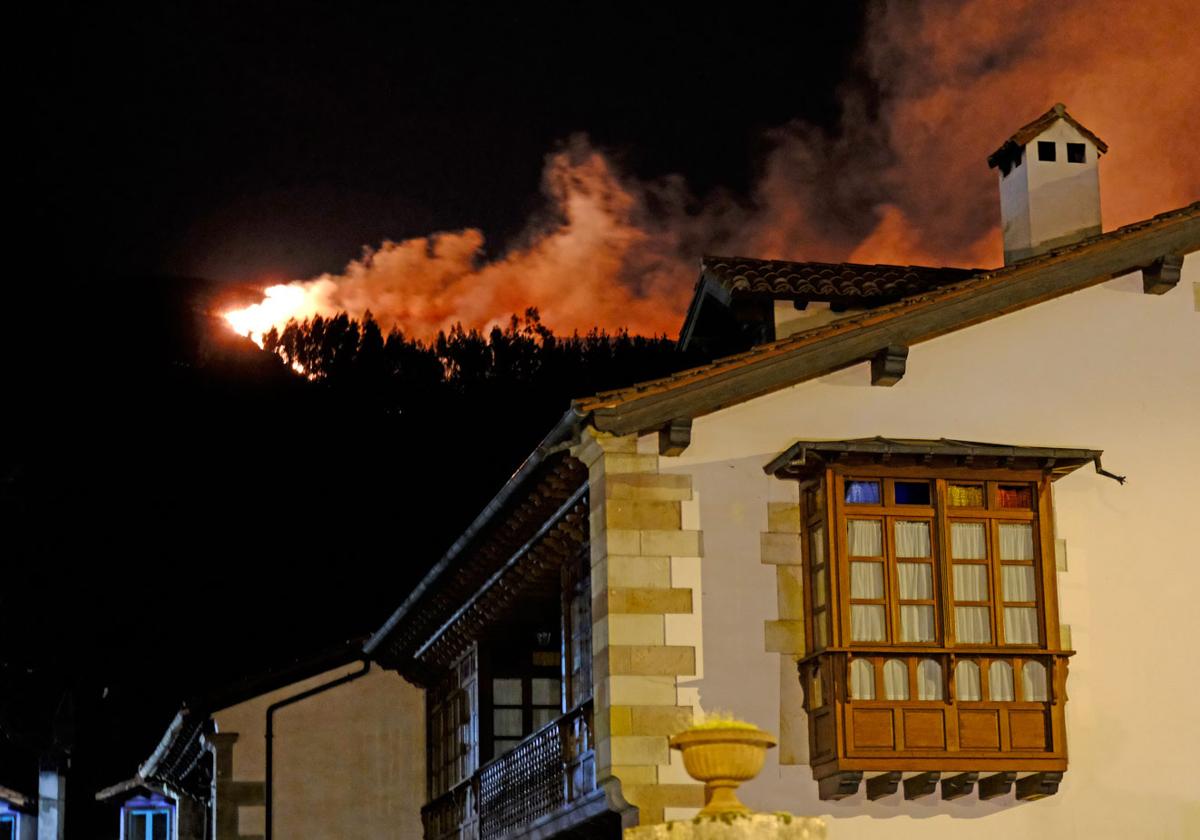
[814,613,828,648]
[847,520,882,556]
[851,562,884,599]
[895,521,930,557]
[998,484,1033,508]
[493,708,523,737]
[1037,140,1056,161]
[999,523,1034,560]
[894,481,931,505]
[1023,661,1049,701]
[851,605,886,641]
[898,563,932,599]
[1002,566,1037,601]
[494,738,521,756]
[948,483,984,507]
[883,659,909,700]
[900,605,935,642]
[1067,142,1086,163]
[531,678,560,706]
[809,524,825,566]
[810,671,824,707]
[989,661,1015,701]
[953,565,989,601]
[850,659,875,700]
[813,567,827,607]
[845,480,881,504]
[1005,607,1039,644]
[956,661,982,701]
[130,815,147,840]
[955,607,992,643]
[492,678,522,706]
[152,812,168,840]
[532,707,559,731]
[917,659,943,700]
[951,522,987,559]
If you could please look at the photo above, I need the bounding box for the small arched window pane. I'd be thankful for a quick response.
[883,659,909,700]
[989,661,1015,701]
[917,659,942,700]
[1023,661,1049,701]
[956,661,982,701]
[850,659,876,700]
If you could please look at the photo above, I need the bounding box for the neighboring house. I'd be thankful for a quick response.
[0,785,35,840]
[365,103,1199,839]
[98,642,424,840]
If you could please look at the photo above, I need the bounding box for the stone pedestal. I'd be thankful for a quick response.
[625,812,825,840]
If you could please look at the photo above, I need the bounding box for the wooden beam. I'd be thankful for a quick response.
[870,345,909,386]
[1142,254,1184,294]
[658,417,692,456]
[903,772,940,800]
[866,771,901,800]
[941,772,979,801]
[1015,772,1063,801]
[817,772,862,800]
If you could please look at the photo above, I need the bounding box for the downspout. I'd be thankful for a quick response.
[263,659,371,840]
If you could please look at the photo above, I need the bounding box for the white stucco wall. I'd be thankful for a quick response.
[212,665,425,840]
[660,264,1200,838]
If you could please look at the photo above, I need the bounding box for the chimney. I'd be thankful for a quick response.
[988,103,1107,264]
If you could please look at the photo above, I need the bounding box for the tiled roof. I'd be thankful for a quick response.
[988,103,1108,169]
[700,256,980,303]
[577,201,1200,426]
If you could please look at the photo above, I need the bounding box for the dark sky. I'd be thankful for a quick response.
[23,3,868,285]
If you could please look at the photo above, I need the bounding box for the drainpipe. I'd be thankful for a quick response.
[264,660,370,840]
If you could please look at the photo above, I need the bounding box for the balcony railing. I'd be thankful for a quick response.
[422,701,595,840]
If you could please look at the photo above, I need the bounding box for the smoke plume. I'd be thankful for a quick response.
[226,0,1200,342]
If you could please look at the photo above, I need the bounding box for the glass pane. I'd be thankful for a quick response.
[851,605,886,641]
[955,606,992,643]
[948,483,984,507]
[917,659,943,700]
[999,523,1034,560]
[130,815,147,840]
[951,522,987,559]
[845,480,881,504]
[850,659,875,700]
[953,565,989,601]
[809,524,825,566]
[1023,661,1049,701]
[810,672,824,707]
[814,613,829,648]
[883,659,909,700]
[813,567,827,607]
[989,661,1015,701]
[900,605,935,642]
[531,678,560,706]
[898,563,932,599]
[956,661,982,701]
[1005,607,1039,644]
[1002,566,1037,602]
[895,521,931,557]
[532,707,559,731]
[152,812,168,840]
[998,484,1033,508]
[847,520,882,556]
[493,738,521,756]
[492,678,522,706]
[894,481,931,505]
[493,708,523,737]
[850,562,884,599]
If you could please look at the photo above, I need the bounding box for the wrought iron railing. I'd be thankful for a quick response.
[422,701,594,840]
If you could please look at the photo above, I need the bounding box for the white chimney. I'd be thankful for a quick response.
[988,103,1107,264]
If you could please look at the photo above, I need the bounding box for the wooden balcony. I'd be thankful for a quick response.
[422,701,598,840]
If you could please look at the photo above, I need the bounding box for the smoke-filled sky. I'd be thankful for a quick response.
[31,1,1200,339]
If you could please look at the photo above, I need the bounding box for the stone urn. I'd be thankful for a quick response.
[669,723,777,816]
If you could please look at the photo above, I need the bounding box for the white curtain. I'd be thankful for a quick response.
[493,708,522,737]
[898,563,933,599]
[493,678,522,705]
[1005,607,1039,644]
[884,659,909,699]
[1023,661,1049,701]
[917,659,943,700]
[999,523,1034,560]
[851,562,884,599]
[851,658,876,699]
[813,566,827,607]
[953,565,990,600]
[895,521,931,557]
[851,605,886,641]
[956,661,982,701]
[847,520,882,556]
[901,605,935,642]
[1002,566,1037,601]
[989,661,1015,700]
[809,524,825,566]
[951,522,987,559]
[955,606,992,643]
